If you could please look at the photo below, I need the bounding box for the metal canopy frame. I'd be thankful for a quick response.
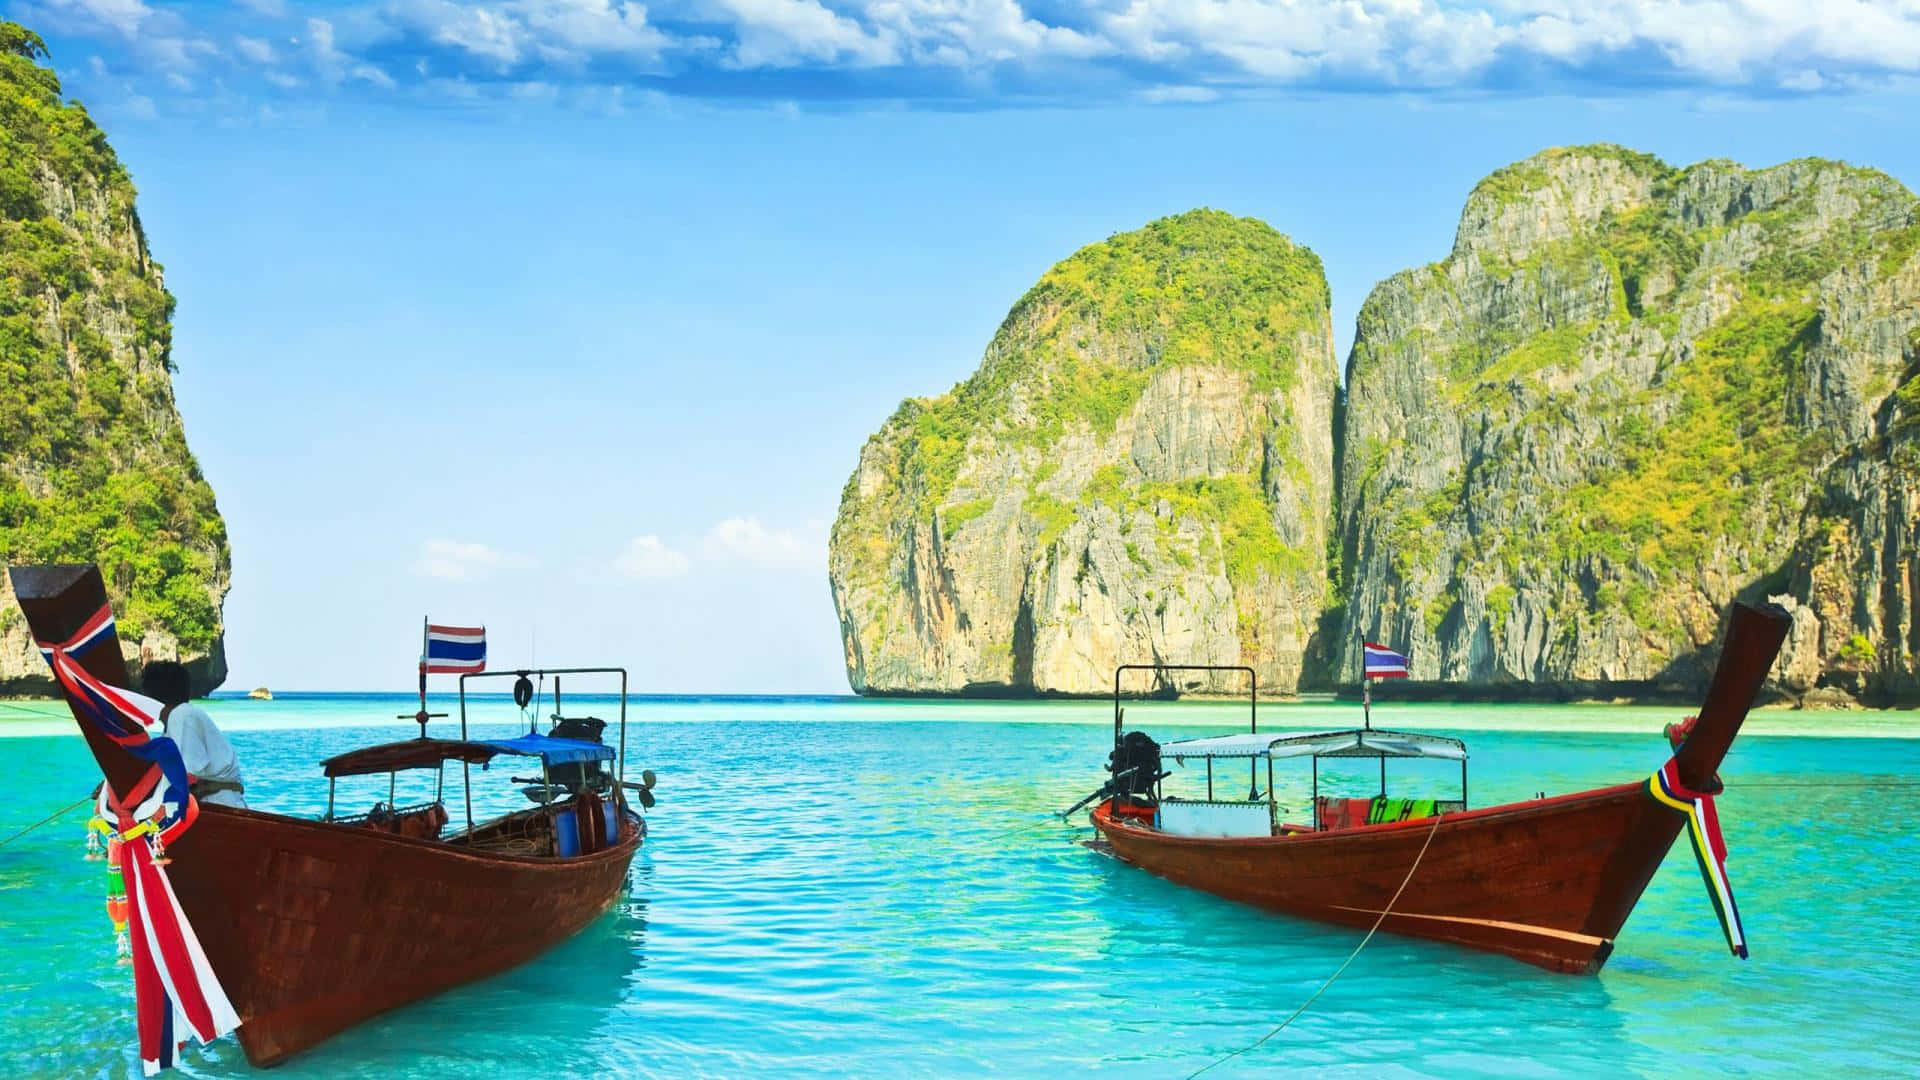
[454,666,630,836]
[1111,663,1257,748]
[1113,663,1258,801]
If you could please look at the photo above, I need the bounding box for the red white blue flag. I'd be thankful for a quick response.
[1363,642,1410,679]
[421,621,485,674]
[37,607,241,1073]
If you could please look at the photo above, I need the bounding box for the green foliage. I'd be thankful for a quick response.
[1467,145,1674,211]
[1023,492,1076,552]
[1129,474,1309,590]
[1897,373,1920,430]
[877,210,1328,512]
[1485,584,1516,636]
[939,497,993,538]
[1838,633,1877,665]
[0,23,226,653]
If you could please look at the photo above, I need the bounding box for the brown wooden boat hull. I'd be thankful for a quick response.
[1091,783,1683,974]
[6,564,649,1067]
[167,804,644,1066]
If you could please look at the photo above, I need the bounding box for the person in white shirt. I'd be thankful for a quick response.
[140,661,247,808]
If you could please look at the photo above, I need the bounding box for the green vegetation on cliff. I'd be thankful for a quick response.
[831,209,1339,695]
[0,24,228,654]
[1340,143,1920,700]
[895,209,1327,511]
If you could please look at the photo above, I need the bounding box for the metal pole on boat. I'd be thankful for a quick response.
[460,672,473,837]
[618,669,627,793]
[1362,675,1373,731]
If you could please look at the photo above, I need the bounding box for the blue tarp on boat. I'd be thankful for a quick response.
[478,733,615,766]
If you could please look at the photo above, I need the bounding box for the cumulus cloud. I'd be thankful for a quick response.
[33,0,1920,111]
[233,35,276,64]
[41,0,156,37]
[414,539,540,581]
[612,535,692,579]
[704,516,824,571]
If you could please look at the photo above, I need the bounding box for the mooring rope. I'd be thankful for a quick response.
[1185,812,1445,1080]
[0,795,94,850]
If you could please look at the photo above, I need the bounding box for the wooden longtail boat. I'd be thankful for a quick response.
[1083,601,1791,974]
[13,564,653,1067]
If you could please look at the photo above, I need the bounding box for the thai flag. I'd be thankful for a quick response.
[421,621,486,674]
[1363,642,1410,679]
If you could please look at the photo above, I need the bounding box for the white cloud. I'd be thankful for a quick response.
[234,35,277,64]
[32,0,1920,107]
[714,0,900,68]
[414,539,539,581]
[704,516,824,571]
[1139,83,1217,103]
[389,0,669,67]
[44,0,154,37]
[613,535,692,579]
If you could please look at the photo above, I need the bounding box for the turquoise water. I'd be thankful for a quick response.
[2,694,1917,1077]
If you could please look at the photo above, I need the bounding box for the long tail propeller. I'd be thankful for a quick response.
[1060,766,1171,818]
[620,769,658,808]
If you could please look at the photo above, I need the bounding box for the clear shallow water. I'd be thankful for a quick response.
[2,695,1917,1078]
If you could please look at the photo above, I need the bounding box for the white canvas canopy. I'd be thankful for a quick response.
[1164,728,1467,762]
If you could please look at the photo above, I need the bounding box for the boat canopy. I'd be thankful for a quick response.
[477,733,616,767]
[322,734,615,778]
[322,739,500,778]
[1164,728,1468,762]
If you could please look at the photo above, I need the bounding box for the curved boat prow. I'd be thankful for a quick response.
[9,563,149,800]
[1674,601,1793,791]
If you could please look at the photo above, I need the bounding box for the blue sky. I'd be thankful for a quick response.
[15,1,1920,692]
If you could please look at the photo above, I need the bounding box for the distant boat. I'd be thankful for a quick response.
[13,564,656,1068]
[1079,602,1789,974]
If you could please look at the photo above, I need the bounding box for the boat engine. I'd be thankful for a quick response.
[1107,730,1165,805]
[543,714,611,797]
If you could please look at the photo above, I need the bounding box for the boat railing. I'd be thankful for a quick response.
[1111,662,1256,749]
[1159,733,1470,833]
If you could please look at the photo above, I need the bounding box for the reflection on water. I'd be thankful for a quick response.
[1,698,1917,1077]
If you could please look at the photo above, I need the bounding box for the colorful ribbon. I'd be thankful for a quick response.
[1646,756,1748,959]
[39,607,240,1074]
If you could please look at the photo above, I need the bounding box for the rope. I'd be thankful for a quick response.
[1185,812,1445,1080]
[0,700,65,718]
[1741,781,1920,788]
[0,794,94,849]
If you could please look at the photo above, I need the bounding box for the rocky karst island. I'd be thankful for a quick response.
[0,24,229,695]
[830,146,1920,706]
[830,210,1340,697]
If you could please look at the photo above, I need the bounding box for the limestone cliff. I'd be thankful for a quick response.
[0,25,230,694]
[830,210,1339,695]
[1334,146,1920,703]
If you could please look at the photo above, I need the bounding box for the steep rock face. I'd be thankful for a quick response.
[1335,145,1920,702]
[0,25,229,694]
[831,210,1339,695]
